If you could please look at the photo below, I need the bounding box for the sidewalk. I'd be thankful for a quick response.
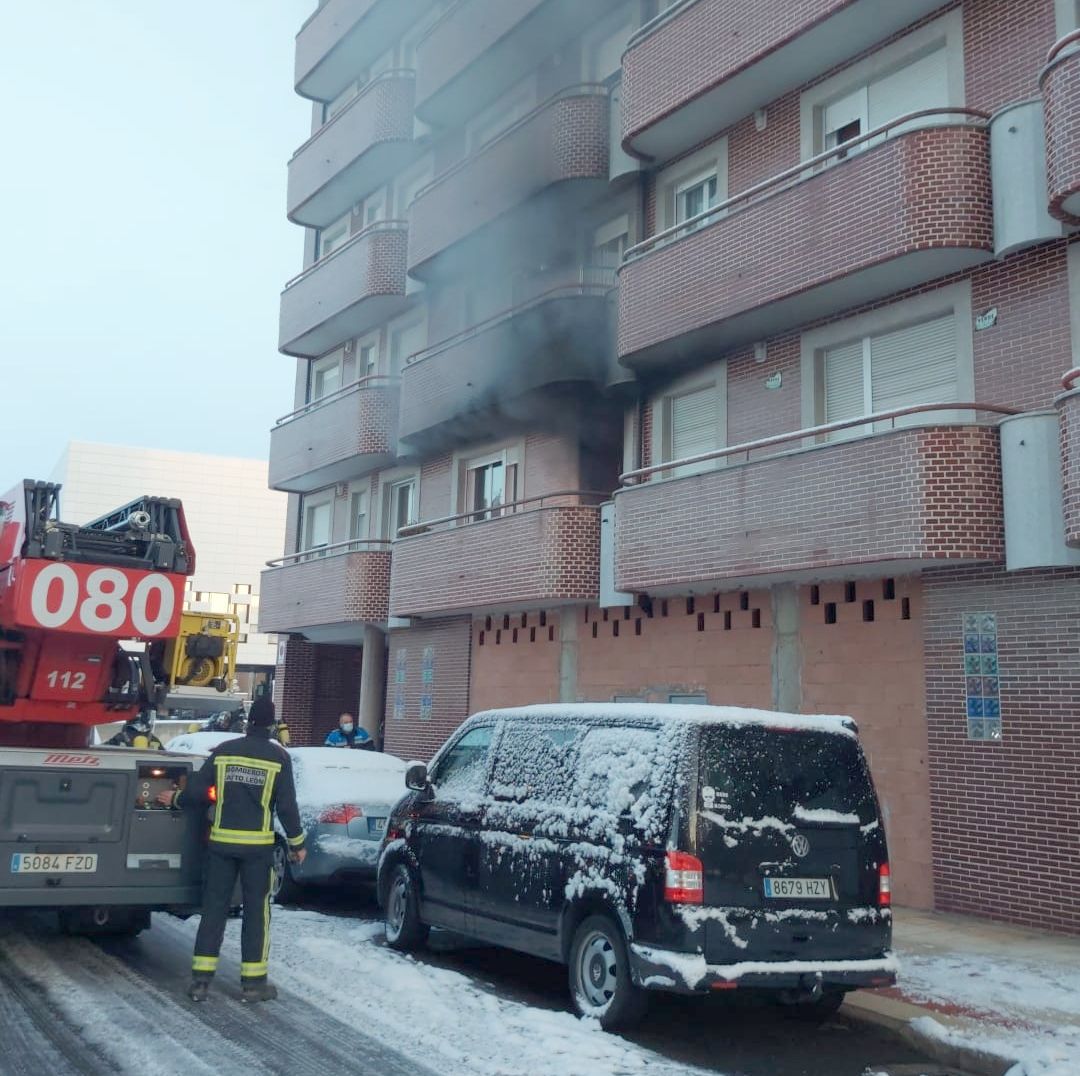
[843,907,1080,1076]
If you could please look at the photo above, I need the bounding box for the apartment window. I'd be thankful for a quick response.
[669,694,707,705]
[310,348,345,402]
[357,334,380,379]
[300,494,333,555]
[593,215,630,269]
[388,315,427,376]
[800,12,964,162]
[384,477,418,539]
[317,211,351,259]
[348,486,369,546]
[676,169,718,228]
[234,583,252,595]
[801,283,974,439]
[653,370,726,478]
[360,190,385,228]
[466,79,534,152]
[656,142,727,232]
[453,443,522,522]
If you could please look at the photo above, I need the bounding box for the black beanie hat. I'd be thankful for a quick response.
[248,696,275,728]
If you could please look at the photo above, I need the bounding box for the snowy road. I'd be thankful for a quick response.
[0,896,951,1076]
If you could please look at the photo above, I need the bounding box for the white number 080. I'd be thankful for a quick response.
[29,564,176,636]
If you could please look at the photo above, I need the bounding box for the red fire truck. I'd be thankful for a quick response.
[0,480,206,934]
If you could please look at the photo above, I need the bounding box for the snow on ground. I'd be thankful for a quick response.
[185,910,713,1076]
[896,947,1080,1076]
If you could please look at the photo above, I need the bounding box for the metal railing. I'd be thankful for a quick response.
[625,0,702,51]
[281,219,407,292]
[411,83,611,204]
[623,107,989,263]
[1047,29,1080,65]
[405,264,616,369]
[266,538,391,569]
[288,69,415,161]
[619,402,1018,485]
[1062,368,1080,391]
[274,375,399,427]
[396,490,609,538]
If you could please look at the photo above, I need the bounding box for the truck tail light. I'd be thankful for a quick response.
[207,785,217,804]
[319,804,364,825]
[878,862,891,907]
[664,851,704,904]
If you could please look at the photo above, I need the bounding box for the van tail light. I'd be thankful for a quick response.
[319,804,364,825]
[664,851,704,904]
[878,862,891,907]
[385,827,403,842]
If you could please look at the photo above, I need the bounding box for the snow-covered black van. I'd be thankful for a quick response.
[377,704,896,1030]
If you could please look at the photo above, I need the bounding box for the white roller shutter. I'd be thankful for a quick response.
[824,339,867,428]
[868,46,949,129]
[870,313,958,415]
[669,386,718,462]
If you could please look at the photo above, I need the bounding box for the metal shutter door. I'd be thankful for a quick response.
[870,313,957,415]
[670,386,718,461]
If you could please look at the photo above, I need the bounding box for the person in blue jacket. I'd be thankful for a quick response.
[324,712,373,750]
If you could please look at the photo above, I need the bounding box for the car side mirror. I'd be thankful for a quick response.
[405,761,429,792]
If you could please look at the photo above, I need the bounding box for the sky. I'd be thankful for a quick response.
[0,0,314,486]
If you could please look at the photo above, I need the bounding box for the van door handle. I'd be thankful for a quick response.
[517,831,533,839]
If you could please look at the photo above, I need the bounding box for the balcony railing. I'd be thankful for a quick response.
[389,492,605,617]
[287,70,417,228]
[397,265,616,450]
[1057,368,1080,547]
[268,376,400,493]
[1041,33,1080,222]
[618,110,993,366]
[614,403,1014,593]
[620,0,948,161]
[259,539,392,639]
[407,84,610,275]
[279,219,409,358]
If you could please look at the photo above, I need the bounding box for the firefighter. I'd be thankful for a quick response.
[271,717,290,747]
[157,696,306,1003]
[106,711,164,750]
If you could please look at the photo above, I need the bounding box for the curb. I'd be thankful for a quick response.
[843,991,1017,1076]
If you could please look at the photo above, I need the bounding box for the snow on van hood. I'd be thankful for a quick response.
[468,703,857,737]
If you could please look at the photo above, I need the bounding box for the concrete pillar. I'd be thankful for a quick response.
[559,610,578,703]
[359,624,387,745]
[771,585,801,714]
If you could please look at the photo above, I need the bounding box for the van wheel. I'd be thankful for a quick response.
[272,840,304,905]
[568,915,649,1030]
[384,864,428,951]
[777,989,846,1023]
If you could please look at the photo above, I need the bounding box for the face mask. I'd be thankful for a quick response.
[341,723,354,734]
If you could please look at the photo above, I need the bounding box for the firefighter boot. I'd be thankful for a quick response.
[241,979,278,1003]
[187,979,210,1003]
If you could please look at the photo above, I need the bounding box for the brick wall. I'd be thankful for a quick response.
[1042,46,1080,222]
[963,0,1057,113]
[619,123,993,361]
[1058,388,1080,545]
[616,425,1004,592]
[800,578,933,909]
[470,610,561,712]
[923,564,1080,934]
[383,616,472,762]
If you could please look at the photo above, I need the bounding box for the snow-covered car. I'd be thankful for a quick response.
[164,730,243,754]
[272,747,408,902]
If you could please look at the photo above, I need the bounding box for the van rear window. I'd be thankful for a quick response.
[698,726,876,824]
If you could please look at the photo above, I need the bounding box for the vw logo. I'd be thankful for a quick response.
[791,835,811,858]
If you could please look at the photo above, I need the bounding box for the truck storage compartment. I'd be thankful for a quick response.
[0,769,127,844]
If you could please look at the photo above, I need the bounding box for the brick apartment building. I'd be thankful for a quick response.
[261,0,1080,935]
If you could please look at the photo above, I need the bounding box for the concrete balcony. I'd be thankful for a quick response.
[407,85,609,277]
[1041,35,1080,222]
[398,265,615,452]
[287,71,417,229]
[1058,371,1080,547]
[389,497,602,618]
[268,377,400,493]
[259,542,391,643]
[279,221,409,358]
[294,0,429,101]
[622,0,946,162]
[613,407,1010,595]
[415,0,623,126]
[618,113,993,370]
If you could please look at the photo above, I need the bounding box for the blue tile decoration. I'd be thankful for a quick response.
[962,613,1001,740]
[393,648,407,721]
[420,647,435,721]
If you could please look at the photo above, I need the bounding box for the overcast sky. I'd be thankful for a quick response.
[0,1,313,487]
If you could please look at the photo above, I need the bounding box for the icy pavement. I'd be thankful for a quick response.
[185,908,713,1076]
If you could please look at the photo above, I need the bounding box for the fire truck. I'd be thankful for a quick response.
[0,480,207,934]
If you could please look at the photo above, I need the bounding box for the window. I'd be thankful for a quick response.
[234,583,252,596]
[300,495,333,556]
[310,349,345,402]
[384,477,417,538]
[466,79,534,151]
[388,315,427,376]
[317,211,351,259]
[1055,0,1080,36]
[360,190,385,228]
[653,371,726,477]
[669,694,707,704]
[593,215,630,269]
[357,334,380,380]
[491,724,581,803]
[656,142,727,232]
[676,169,718,228]
[800,13,964,162]
[801,283,974,438]
[574,727,663,833]
[348,487,369,546]
[453,443,522,522]
[432,726,494,795]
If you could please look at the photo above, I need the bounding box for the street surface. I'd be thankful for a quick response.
[0,890,969,1076]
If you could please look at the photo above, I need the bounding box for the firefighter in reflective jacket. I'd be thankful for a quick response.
[157,696,305,1003]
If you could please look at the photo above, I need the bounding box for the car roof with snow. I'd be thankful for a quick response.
[164,731,245,754]
[466,703,857,737]
[289,748,407,814]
